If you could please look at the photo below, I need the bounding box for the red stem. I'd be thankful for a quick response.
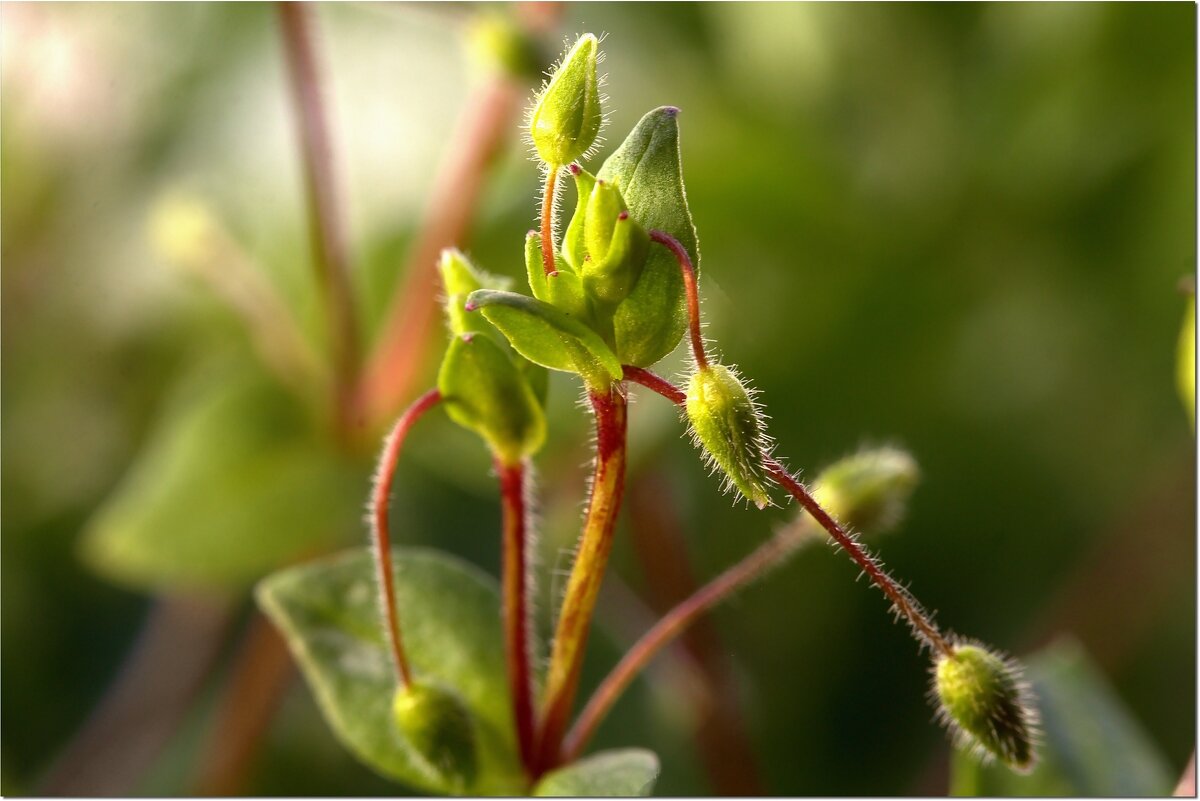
[534,387,628,774]
[369,388,443,686]
[622,367,954,658]
[541,166,560,276]
[497,459,537,774]
[648,230,707,370]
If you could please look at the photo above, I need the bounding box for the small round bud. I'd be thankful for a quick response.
[686,364,773,508]
[933,643,1039,773]
[392,682,479,791]
[811,447,919,535]
[528,34,602,166]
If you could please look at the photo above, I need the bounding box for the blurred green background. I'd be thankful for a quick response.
[2,2,1194,795]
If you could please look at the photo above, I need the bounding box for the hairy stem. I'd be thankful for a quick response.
[278,3,361,434]
[540,165,561,276]
[648,230,707,369]
[534,386,628,773]
[497,458,537,774]
[369,388,443,686]
[622,367,955,657]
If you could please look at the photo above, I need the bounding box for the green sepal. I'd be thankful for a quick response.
[466,289,622,388]
[563,165,597,272]
[437,333,546,463]
[580,180,650,309]
[528,34,602,167]
[439,248,512,339]
[392,682,479,794]
[686,364,772,508]
[598,106,699,367]
[525,231,591,324]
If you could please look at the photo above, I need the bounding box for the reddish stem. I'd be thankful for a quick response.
[534,387,628,774]
[648,230,707,370]
[370,388,443,686]
[541,166,560,276]
[622,367,955,659]
[497,458,537,774]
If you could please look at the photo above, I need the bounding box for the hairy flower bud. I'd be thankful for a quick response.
[933,643,1039,773]
[392,682,478,791]
[811,447,919,535]
[686,364,773,508]
[528,33,602,166]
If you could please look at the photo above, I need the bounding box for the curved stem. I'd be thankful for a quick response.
[369,388,443,687]
[540,165,561,276]
[497,458,537,774]
[622,367,955,656]
[534,386,628,773]
[648,230,707,370]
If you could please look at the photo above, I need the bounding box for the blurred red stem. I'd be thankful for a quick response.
[497,458,537,774]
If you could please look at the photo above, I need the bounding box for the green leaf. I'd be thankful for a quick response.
[533,749,661,797]
[81,368,362,592]
[948,639,1173,797]
[598,106,699,367]
[467,289,622,388]
[438,333,546,462]
[256,547,526,795]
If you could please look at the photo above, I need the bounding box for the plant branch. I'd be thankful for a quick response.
[534,385,628,774]
[278,3,360,433]
[497,458,537,774]
[370,388,443,687]
[540,166,561,276]
[648,229,706,369]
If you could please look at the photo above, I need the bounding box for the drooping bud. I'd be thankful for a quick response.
[438,248,511,338]
[580,181,649,308]
[528,33,602,166]
[392,682,479,792]
[933,643,1039,773]
[686,364,773,509]
[811,447,919,535]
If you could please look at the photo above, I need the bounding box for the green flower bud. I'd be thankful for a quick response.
[686,364,773,509]
[524,231,591,325]
[466,12,544,82]
[581,181,650,309]
[528,33,602,166]
[562,164,597,271]
[933,643,1039,773]
[439,249,511,338]
[437,332,546,463]
[811,447,919,535]
[392,682,479,792]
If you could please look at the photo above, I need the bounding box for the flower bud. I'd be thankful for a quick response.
[392,682,478,792]
[933,643,1039,773]
[811,447,919,535]
[438,249,510,338]
[528,34,602,166]
[580,181,649,308]
[562,164,596,271]
[686,364,773,509]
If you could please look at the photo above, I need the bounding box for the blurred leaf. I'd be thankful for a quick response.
[1177,294,1194,428]
[949,639,1174,796]
[533,749,661,797]
[256,547,525,795]
[81,368,362,592]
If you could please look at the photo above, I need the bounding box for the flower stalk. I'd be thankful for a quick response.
[496,458,537,773]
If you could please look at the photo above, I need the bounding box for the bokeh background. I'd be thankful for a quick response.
[2,2,1195,795]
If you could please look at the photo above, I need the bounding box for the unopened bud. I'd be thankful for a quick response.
[933,643,1039,773]
[438,249,510,338]
[686,364,773,508]
[811,447,919,535]
[528,34,602,166]
[392,682,479,791]
[580,181,649,308]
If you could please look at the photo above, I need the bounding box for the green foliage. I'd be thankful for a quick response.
[685,364,773,508]
[437,334,546,464]
[1177,294,1194,426]
[81,367,362,592]
[467,289,623,388]
[528,34,602,167]
[949,640,1174,796]
[392,682,479,793]
[533,749,661,797]
[256,547,526,795]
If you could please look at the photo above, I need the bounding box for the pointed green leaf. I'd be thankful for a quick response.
[81,368,362,592]
[438,333,546,462]
[533,749,661,797]
[598,107,699,367]
[466,289,622,387]
[256,547,526,795]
